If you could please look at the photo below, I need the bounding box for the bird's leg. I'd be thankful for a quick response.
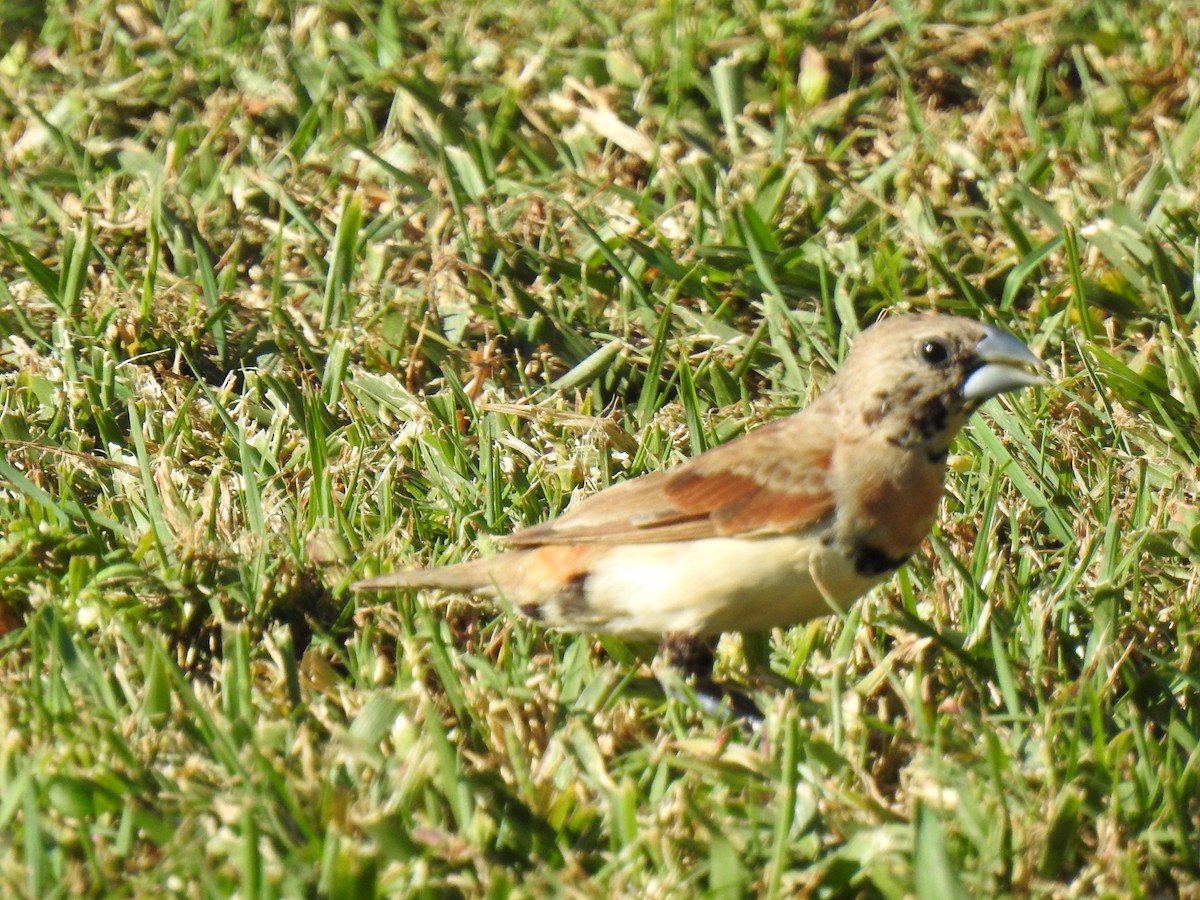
[657,633,764,724]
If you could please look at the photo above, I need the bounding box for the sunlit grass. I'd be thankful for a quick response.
[1,0,1199,895]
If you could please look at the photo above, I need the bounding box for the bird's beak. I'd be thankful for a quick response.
[962,325,1043,401]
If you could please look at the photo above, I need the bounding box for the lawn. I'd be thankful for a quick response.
[1,0,1199,896]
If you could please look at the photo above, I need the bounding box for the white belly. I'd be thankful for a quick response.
[569,534,884,639]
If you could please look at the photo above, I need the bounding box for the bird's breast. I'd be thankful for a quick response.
[834,439,948,561]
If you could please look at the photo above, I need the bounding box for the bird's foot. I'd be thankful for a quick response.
[657,633,765,727]
[683,674,765,725]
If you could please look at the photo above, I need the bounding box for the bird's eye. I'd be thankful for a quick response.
[920,340,951,366]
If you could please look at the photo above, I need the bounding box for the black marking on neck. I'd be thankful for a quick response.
[913,397,949,439]
[852,543,911,578]
[887,393,957,451]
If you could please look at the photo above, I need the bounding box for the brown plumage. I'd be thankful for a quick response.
[354,313,1041,642]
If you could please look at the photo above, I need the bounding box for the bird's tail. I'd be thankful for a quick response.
[352,556,498,595]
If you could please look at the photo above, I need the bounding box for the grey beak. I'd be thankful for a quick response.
[962,325,1043,401]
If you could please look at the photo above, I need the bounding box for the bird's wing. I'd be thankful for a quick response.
[505,417,837,546]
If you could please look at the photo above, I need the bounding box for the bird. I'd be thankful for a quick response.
[354,313,1042,715]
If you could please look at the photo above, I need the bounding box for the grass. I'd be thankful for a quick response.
[1,0,1199,895]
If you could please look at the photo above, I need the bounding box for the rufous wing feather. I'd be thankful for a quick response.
[505,416,836,546]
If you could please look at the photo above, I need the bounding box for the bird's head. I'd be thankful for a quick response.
[834,313,1042,459]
